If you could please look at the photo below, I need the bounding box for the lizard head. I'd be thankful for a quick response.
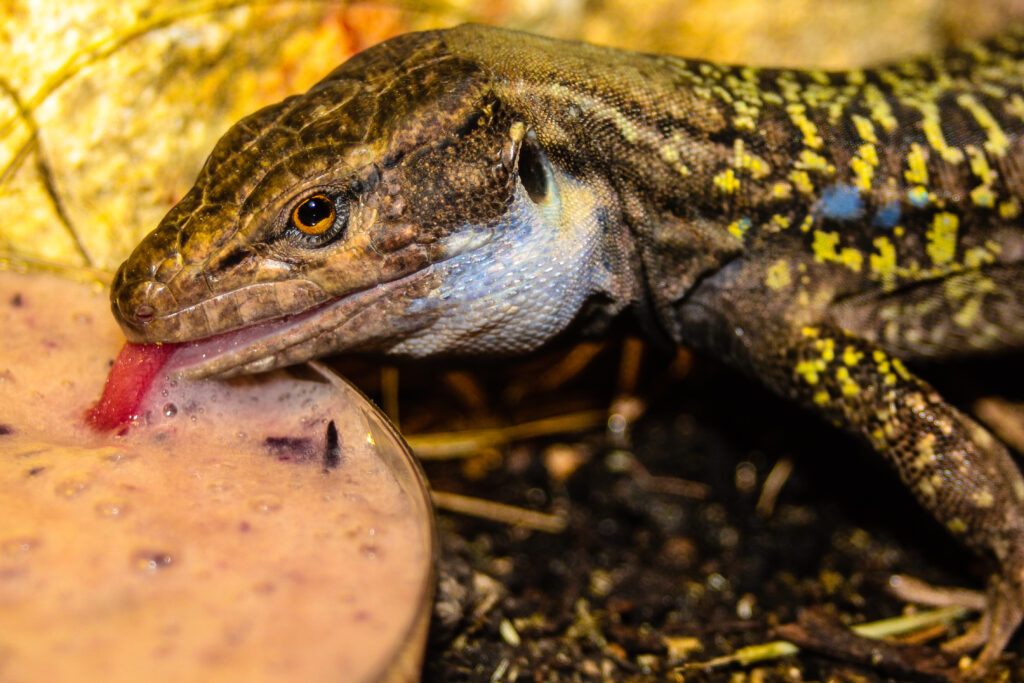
[111,27,614,378]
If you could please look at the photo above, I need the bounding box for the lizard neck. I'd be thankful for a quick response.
[444,25,751,339]
[445,25,738,218]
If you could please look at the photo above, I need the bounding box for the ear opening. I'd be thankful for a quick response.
[517,135,552,204]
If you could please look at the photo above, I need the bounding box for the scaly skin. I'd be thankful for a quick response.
[111,25,1024,673]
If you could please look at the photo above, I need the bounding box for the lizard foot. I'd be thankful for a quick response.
[888,573,1023,675]
[954,576,1022,676]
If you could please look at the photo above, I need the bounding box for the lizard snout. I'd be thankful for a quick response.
[111,265,176,341]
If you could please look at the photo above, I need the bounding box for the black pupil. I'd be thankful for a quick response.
[297,196,333,227]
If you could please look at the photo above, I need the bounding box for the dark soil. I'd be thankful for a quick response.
[341,341,1024,682]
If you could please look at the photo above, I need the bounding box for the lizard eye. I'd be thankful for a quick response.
[287,193,349,246]
[517,138,551,204]
[291,194,336,235]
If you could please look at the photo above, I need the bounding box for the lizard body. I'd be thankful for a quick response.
[111,24,1024,672]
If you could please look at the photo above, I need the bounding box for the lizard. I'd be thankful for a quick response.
[108,23,1024,673]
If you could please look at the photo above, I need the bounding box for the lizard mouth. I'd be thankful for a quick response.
[164,296,342,378]
[164,270,432,379]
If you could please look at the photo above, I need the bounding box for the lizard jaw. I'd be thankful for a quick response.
[165,296,343,379]
[164,269,439,379]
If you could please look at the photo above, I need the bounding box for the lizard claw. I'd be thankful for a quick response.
[887,574,986,611]
[941,609,991,657]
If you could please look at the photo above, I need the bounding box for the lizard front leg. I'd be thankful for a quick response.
[756,323,1024,669]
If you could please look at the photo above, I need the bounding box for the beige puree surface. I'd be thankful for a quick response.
[0,269,434,682]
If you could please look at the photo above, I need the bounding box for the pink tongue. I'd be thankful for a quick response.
[85,342,178,432]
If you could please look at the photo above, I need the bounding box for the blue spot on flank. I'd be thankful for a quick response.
[872,201,901,229]
[818,184,864,221]
[908,186,930,207]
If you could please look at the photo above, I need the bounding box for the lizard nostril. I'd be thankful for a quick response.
[112,278,173,334]
[134,304,155,324]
